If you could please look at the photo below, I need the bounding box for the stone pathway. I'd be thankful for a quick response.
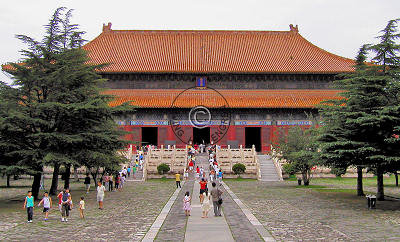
[0,179,175,241]
[184,155,234,242]
[221,181,274,241]
[225,180,400,241]
[154,179,194,241]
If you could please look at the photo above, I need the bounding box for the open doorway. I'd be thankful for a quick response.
[245,127,261,152]
[193,127,210,145]
[141,127,158,146]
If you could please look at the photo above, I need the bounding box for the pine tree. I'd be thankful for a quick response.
[319,19,400,200]
[318,45,372,196]
[2,7,131,199]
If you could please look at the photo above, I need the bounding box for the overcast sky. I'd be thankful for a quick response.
[1,0,399,84]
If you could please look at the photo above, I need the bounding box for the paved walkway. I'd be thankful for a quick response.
[184,155,234,242]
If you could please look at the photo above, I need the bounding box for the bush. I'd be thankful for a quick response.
[232,163,246,175]
[330,167,347,177]
[157,163,170,175]
[282,163,296,175]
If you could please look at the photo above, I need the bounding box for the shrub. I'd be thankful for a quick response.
[330,167,347,177]
[232,163,246,175]
[157,163,170,175]
[282,163,296,175]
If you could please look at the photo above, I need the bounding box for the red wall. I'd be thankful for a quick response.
[121,125,310,153]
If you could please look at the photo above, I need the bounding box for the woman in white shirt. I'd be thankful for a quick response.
[97,181,106,209]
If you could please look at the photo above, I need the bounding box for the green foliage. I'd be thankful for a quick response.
[330,167,347,177]
[274,125,320,186]
[318,18,400,200]
[157,163,170,175]
[282,163,296,175]
[232,163,246,175]
[0,7,132,198]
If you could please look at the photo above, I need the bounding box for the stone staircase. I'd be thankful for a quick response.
[258,155,281,181]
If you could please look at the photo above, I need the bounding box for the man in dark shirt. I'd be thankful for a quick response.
[84,174,91,193]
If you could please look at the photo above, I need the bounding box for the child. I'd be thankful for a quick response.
[79,197,85,219]
[183,191,191,216]
[23,191,34,223]
[38,191,52,221]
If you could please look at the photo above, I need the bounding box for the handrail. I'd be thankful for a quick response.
[270,145,284,181]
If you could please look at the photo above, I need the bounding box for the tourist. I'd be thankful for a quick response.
[183,191,191,216]
[132,165,137,178]
[210,182,223,216]
[201,191,211,218]
[37,191,52,221]
[23,191,34,223]
[61,188,72,222]
[175,172,181,188]
[195,166,200,180]
[218,170,223,183]
[84,174,91,193]
[122,167,127,177]
[120,174,126,190]
[79,196,85,219]
[115,174,120,190]
[127,166,131,177]
[199,178,207,204]
[104,174,110,191]
[200,166,204,178]
[57,190,63,214]
[97,181,106,209]
[109,174,114,192]
[184,169,189,181]
[210,170,215,182]
[188,159,194,172]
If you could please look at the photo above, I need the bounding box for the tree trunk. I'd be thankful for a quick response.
[377,165,384,201]
[6,174,11,187]
[356,166,365,196]
[50,163,60,195]
[91,172,97,184]
[63,164,71,189]
[395,171,398,187]
[31,172,42,200]
[74,166,79,181]
[302,170,310,186]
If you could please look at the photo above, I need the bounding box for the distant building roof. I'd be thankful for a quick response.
[82,23,355,74]
[103,89,343,108]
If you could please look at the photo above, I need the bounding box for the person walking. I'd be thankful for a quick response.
[199,178,207,204]
[61,188,71,222]
[127,166,131,177]
[109,174,114,192]
[210,182,223,216]
[104,174,110,191]
[37,191,52,221]
[97,181,106,209]
[201,191,211,218]
[183,191,192,216]
[115,174,120,191]
[84,174,91,193]
[175,172,181,188]
[23,191,34,223]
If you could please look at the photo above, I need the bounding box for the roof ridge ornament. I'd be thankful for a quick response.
[103,22,112,32]
[289,24,299,33]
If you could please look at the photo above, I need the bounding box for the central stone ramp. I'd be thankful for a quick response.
[184,155,234,242]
